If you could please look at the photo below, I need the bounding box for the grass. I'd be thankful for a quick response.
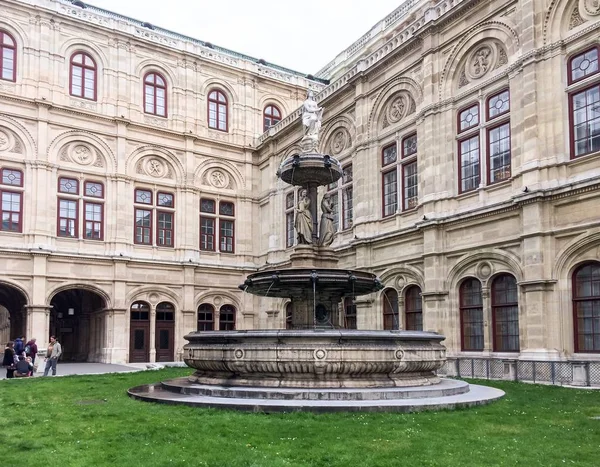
[1,368,599,467]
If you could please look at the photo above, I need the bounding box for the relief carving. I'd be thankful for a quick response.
[330,130,348,155]
[583,0,600,15]
[460,41,508,86]
[0,128,24,154]
[469,45,493,79]
[0,130,10,151]
[569,6,587,29]
[382,93,415,128]
[59,142,105,167]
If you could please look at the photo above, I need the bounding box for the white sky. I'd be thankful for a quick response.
[83,0,405,74]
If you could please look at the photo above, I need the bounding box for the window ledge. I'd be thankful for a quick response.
[455,188,480,201]
[484,178,512,193]
[566,150,600,167]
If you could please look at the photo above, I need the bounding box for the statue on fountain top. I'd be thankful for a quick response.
[300,91,323,153]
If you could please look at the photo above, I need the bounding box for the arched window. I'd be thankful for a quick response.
[263,104,281,132]
[285,302,293,329]
[219,304,235,330]
[405,286,422,331]
[156,302,174,320]
[491,274,519,352]
[460,278,484,351]
[0,30,17,82]
[573,262,600,352]
[70,52,97,100]
[208,89,228,131]
[382,289,398,330]
[197,303,214,331]
[144,72,167,117]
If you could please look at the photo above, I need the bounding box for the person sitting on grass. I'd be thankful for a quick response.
[15,355,33,378]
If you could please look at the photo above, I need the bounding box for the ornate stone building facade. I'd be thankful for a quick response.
[1,0,600,370]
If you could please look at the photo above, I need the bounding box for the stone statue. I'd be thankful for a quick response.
[300,91,323,152]
[319,193,335,247]
[295,188,313,244]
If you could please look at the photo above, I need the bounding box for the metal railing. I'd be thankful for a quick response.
[439,357,600,387]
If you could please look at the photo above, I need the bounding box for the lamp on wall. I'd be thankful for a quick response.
[68,308,75,316]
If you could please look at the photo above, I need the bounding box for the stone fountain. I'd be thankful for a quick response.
[128,92,504,412]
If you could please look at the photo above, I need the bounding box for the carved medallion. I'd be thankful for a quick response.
[145,158,166,177]
[71,144,93,165]
[210,170,228,188]
[330,130,347,155]
[468,45,493,79]
[387,96,406,124]
[476,262,493,280]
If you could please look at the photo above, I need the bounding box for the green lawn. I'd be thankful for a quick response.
[1,368,599,467]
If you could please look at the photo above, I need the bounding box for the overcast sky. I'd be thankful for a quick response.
[84,0,405,74]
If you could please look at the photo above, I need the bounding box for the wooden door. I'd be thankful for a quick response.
[129,322,150,362]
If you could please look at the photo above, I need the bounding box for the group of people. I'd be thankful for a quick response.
[2,335,62,379]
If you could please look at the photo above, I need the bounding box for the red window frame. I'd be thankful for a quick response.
[219,219,235,253]
[381,143,397,167]
[285,191,295,248]
[219,304,236,330]
[402,160,418,211]
[157,191,175,208]
[135,188,153,205]
[459,278,484,351]
[57,198,79,238]
[83,201,103,240]
[1,168,23,187]
[567,46,600,85]
[382,169,398,217]
[84,180,104,198]
[487,122,512,184]
[144,72,167,117]
[0,30,16,82]
[457,103,479,134]
[382,288,398,330]
[134,208,152,245]
[458,135,481,194]
[573,262,600,353]
[208,89,228,132]
[156,210,174,247]
[58,176,79,195]
[491,274,520,352]
[486,89,510,121]
[0,189,23,232]
[569,82,600,159]
[404,285,423,331]
[263,104,282,132]
[69,52,97,101]
[341,164,353,230]
[197,304,215,331]
[200,216,216,251]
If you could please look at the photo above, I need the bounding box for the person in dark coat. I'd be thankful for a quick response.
[15,356,33,377]
[25,338,38,364]
[13,336,24,356]
[3,342,16,379]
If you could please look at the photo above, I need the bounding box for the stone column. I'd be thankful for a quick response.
[265,310,280,329]
[307,182,319,243]
[25,305,51,345]
[355,298,374,330]
[107,308,127,364]
[482,285,492,354]
[149,305,156,363]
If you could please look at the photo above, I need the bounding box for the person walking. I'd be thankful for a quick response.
[2,341,16,379]
[43,336,62,377]
[13,336,24,357]
[25,338,38,364]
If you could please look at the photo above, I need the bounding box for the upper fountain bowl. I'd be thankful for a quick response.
[278,153,343,186]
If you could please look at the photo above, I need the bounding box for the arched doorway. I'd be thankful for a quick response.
[0,283,28,343]
[49,288,106,362]
[155,302,175,362]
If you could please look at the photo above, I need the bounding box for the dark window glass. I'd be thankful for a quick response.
[219,201,234,216]
[219,305,236,330]
[159,329,169,349]
[405,286,422,331]
[197,304,214,331]
[200,217,215,251]
[383,289,399,330]
[200,198,216,213]
[382,144,397,167]
[134,329,145,350]
[402,134,417,158]
[492,274,519,352]
[573,263,600,352]
[460,278,484,351]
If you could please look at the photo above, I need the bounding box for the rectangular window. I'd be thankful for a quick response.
[219,201,235,216]
[0,191,22,232]
[58,199,78,237]
[1,169,22,186]
[135,189,152,205]
[569,47,599,84]
[571,84,600,158]
[285,211,295,248]
[200,216,215,251]
[157,211,174,247]
[402,134,417,158]
[84,202,103,240]
[59,177,79,194]
[382,169,397,217]
[402,161,418,210]
[220,219,234,253]
[200,198,216,214]
[145,85,154,113]
[342,186,353,230]
[488,123,511,183]
[157,192,174,208]
[487,90,510,120]
[135,208,152,245]
[459,136,480,193]
[84,181,103,198]
[459,104,479,132]
[382,144,397,167]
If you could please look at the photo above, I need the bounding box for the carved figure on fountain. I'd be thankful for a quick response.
[319,193,336,247]
[295,188,313,244]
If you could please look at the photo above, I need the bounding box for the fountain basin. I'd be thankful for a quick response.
[278,153,343,186]
[183,329,446,388]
